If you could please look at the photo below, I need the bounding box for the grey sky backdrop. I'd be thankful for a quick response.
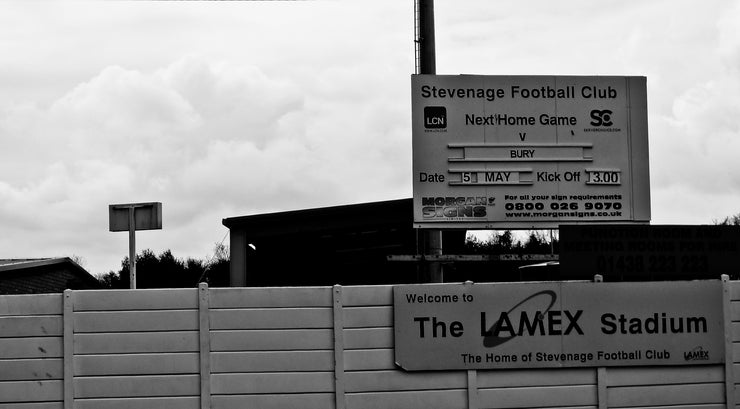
[0,0,738,275]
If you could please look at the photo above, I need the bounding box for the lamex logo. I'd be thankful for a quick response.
[684,346,709,361]
[424,106,447,129]
[589,109,613,127]
[481,290,584,348]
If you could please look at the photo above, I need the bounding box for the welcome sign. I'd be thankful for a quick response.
[393,281,723,370]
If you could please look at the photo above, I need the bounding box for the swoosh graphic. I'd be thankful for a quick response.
[483,290,557,348]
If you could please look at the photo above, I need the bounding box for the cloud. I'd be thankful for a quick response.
[649,1,740,222]
[717,0,740,70]
[3,0,734,276]
[0,55,411,273]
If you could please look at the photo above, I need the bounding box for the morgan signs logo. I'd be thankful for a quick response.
[424,106,447,129]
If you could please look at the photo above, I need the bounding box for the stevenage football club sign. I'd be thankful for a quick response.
[393,281,723,370]
[412,75,651,228]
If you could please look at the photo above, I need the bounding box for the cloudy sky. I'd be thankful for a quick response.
[0,0,738,275]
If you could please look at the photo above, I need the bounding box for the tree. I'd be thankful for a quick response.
[69,255,87,268]
[495,230,515,251]
[714,213,740,225]
[199,242,230,287]
[97,244,230,289]
[522,230,557,253]
[96,271,125,289]
[101,249,201,289]
[465,230,557,254]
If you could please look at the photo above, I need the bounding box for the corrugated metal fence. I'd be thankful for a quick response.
[0,279,737,409]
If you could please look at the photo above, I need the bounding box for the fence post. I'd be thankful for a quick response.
[465,280,478,409]
[333,285,346,409]
[594,275,607,409]
[63,290,74,409]
[722,275,735,408]
[467,370,479,409]
[199,283,211,409]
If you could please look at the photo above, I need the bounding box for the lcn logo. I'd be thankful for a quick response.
[424,106,447,129]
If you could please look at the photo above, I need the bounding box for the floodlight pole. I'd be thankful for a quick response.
[417,0,443,283]
[417,0,436,75]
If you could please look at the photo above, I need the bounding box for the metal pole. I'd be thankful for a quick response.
[128,207,136,289]
[550,229,554,255]
[417,0,443,283]
[418,0,436,75]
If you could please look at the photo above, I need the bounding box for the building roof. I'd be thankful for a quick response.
[0,257,101,293]
[0,258,76,270]
[222,198,413,238]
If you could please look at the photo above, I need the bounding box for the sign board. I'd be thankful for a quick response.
[394,281,723,370]
[109,202,163,231]
[412,75,650,228]
[560,224,740,278]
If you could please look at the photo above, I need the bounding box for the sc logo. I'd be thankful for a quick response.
[590,109,613,127]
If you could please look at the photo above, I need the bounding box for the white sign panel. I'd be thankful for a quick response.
[394,281,723,371]
[412,75,650,228]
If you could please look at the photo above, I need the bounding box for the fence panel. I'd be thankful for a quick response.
[69,289,201,409]
[0,294,63,408]
[0,281,737,409]
[342,285,470,409]
[207,287,335,408]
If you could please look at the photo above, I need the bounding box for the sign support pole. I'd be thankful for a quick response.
[417,0,443,283]
[128,206,136,289]
[109,202,161,289]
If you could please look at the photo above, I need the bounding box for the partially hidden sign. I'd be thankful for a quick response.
[393,281,723,370]
[412,75,650,229]
[559,224,740,278]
